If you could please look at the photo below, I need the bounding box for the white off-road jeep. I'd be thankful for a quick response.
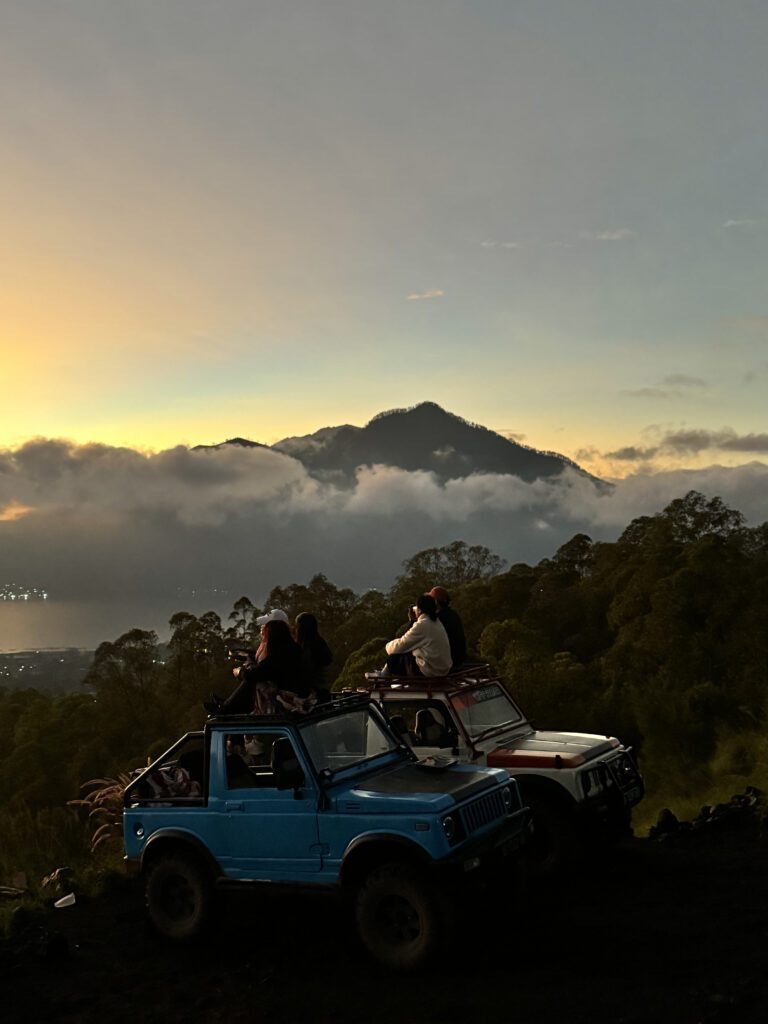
[362,664,643,871]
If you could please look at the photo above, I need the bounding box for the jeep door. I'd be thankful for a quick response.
[213,729,322,879]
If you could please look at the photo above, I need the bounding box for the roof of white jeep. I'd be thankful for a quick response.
[358,662,501,696]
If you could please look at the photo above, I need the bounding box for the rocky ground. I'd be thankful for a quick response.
[2,801,768,1024]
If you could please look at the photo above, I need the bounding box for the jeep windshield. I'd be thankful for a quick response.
[449,683,524,740]
[299,705,401,777]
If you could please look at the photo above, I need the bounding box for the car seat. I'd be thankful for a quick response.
[388,714,416,747]
[414,708,450,747]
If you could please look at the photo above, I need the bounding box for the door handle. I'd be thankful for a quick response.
[225,801,244,812]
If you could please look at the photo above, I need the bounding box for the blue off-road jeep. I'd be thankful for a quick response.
[123,696,529,969]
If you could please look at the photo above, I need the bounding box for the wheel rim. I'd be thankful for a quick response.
[376,894,421,947]
[159,871,197,923]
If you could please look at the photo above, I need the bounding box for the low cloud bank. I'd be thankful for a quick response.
[605,429,768,461]
[1,440,767,604]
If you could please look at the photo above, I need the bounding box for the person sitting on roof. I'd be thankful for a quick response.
[253,608,290,660]
[427,586,467,671]
[384,593,451,677]
[208,619,309,715]
[294,612,333,702]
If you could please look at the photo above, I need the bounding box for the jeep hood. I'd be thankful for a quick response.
[337,762,499,814]
[487,730,620,770]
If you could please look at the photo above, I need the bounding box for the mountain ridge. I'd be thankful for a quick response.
[201,402,602,485]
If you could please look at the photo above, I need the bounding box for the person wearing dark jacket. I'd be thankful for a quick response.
[428,586,466,670]
[294,612,333,691]
[212,619,308,714]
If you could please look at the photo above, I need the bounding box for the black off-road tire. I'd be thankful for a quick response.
[525,795,578,876]
[144,851,213,940]
[354,862,448,971]
[592,804,634,852]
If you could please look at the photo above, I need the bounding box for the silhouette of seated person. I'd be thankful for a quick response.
[270,736,305,789]
[414,708,452,747]
[295,612,333,702]
[244,734,269,766]
[226,748,260,789]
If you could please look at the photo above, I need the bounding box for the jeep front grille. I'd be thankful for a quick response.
[459,789,508,834]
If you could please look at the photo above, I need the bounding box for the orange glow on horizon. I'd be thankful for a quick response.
[0,502,34,522]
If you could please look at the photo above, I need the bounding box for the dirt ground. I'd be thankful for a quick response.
[2,825,768,1024]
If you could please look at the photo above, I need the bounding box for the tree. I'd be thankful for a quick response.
[391,541,506,605]
[266,574,358,632]
[333,637,389,691]
[660,491,745,543]
[227,596,257,644]
[332,591,398,673]
[84,629,161,711]
[445,565,537,653]
[548,534,595,578]
[618,492,744,549]
[478,619,550,677]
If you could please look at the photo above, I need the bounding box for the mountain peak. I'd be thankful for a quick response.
[272,402,597,484]
[192,437,268,452]
[201,403,599,485]
[368,400,449,425]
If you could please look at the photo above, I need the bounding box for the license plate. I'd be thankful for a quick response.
[498,833,524,858]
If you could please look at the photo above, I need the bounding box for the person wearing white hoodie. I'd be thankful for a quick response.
[384,593,451,677]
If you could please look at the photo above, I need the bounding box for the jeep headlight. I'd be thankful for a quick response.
[502,785,514,812]
[442,814,456,841]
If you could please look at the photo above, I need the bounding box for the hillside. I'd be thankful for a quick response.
[3,826,767,1023]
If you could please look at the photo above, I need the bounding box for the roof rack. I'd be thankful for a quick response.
[361,663,500,691]
[206,692,373,726]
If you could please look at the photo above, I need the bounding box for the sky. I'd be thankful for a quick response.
[1,0,767,480]
[2,1,768,648]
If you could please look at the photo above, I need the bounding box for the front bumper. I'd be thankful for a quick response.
[435,808,531,877]
[580,750,644,819]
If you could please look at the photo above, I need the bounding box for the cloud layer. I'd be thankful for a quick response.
[601,428,768,463]
[2,441,767,624]
[406,289,445,301]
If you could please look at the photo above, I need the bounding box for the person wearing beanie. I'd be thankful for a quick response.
[427,586,467,671]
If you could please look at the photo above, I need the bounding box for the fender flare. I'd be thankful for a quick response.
[340,832,432,887]
[140,828,223,879]
[515,774,578,811]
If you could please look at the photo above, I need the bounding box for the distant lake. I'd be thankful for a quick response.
[0,596,234,652]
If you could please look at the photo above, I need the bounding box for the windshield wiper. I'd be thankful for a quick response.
[318,747,400,778]
[472,721,517,742]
